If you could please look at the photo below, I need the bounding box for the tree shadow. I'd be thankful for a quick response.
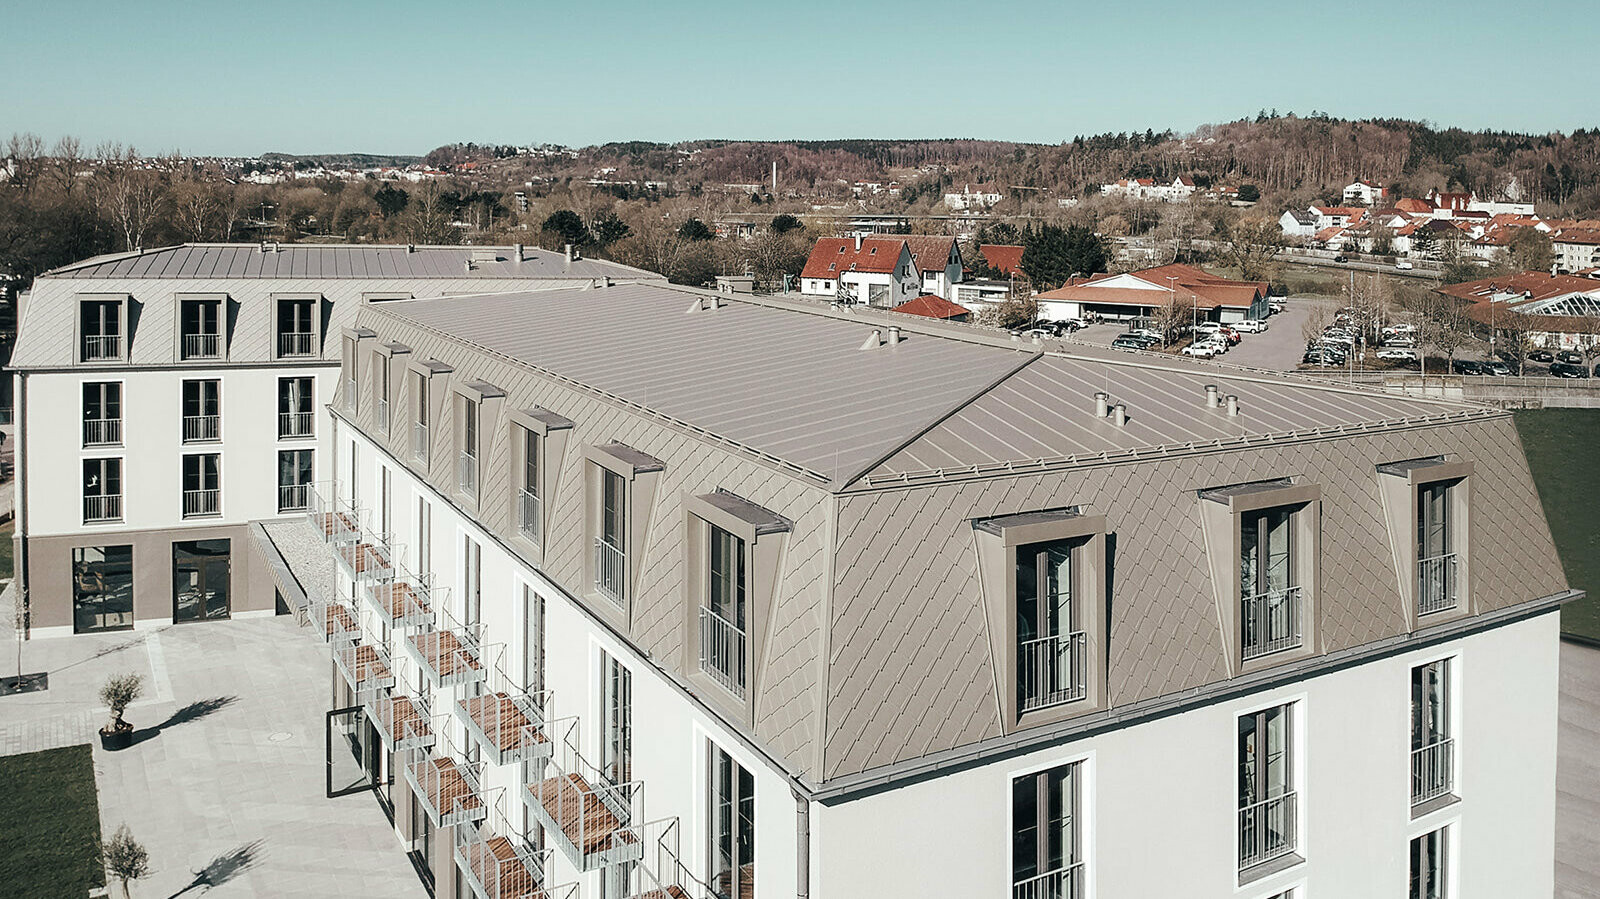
[166,839,263,897]
[129,695,238,746]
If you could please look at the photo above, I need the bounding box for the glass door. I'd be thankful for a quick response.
[172,539,231,622]
[326,706,378,798]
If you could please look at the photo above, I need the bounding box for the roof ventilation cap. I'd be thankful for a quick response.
[1205,384,1220,408]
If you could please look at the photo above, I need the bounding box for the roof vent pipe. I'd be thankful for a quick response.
[259,240,268,253]
[888,326,901,345]
[513,243,524,262]
[854,235,863,251]
[1113,404,1128,427]
[272,241,281,253]
[1094,391,1109,417]
[860,329,881,350]
[1226,395,1241,416]
[564,243,574,263]
[1205,384,1220,408]
[406,243,415,253]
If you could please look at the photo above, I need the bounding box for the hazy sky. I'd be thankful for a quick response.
[4,0,1595,156]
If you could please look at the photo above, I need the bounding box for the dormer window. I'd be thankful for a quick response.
[274,296,318,359]
[79,297,126,363]
[179,297,223,361]
[869,247,877,255]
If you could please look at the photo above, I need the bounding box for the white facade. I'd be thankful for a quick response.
[1553,236,1600,273]
[1342,181,1388,205]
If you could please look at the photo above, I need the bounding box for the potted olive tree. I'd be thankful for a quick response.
[99,673,143,751]
[103,824,151,898]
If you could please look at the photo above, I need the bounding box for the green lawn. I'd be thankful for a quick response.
[0,745,104,898]
[1515,409,1600,639]
[0,520,13,581]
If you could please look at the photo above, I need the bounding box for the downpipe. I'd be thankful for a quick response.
[794,786,810,899]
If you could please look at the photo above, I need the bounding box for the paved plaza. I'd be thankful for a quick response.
[0,615,424,898]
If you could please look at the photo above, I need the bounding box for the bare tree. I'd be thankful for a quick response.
[1574,316,1600,370]
[50,136,83,196]
[4,132,45,196]
[92,144,167,251]
[1223,216,1288,282]
[171,179,222,242]
[405,181,459,245]
[1153,291,1197,345]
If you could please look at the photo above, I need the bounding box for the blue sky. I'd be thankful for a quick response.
[3,0,1595,156]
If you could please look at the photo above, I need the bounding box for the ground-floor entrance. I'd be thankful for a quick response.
[173,538,231,622]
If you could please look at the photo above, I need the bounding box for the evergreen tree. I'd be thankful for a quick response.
[541,209,588,247]
[678,218,714,241]
[1020,224,1110,290]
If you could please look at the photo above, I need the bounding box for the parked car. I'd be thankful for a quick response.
[1321,331,1357,347]
[1268,299,1286,314]
[1128,327,1162,341]
[1015,328,1056,341]
[1182,342,1222,358]
[1111,336,1147,350]
[1451,359,1485,375]
[1550,361,1591,378]
[1483,360,1512,376]
[1058,318,1087,332]
[1395,261,1415,270]
[1233,319,1268,333]
[1376,349,1419,362]
[1529,349,1554,363]
[1557,350,1583,365]
[1302,349,1343,366]
[1333,254,1348,262]
[1382,336,1416,348]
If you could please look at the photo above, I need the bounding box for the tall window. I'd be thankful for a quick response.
[80,299,123,361]
[82,382,122,447]
[276,298,316,357]
[411,370,430,462]
[181,379,221,443]
[417,497,432,577]
[519,428,541,541]
[375,355,391,432]
[1011,763,1083,899]
[179,298,222,360]
[594,468,627,605]
[700,525,748,699]
[340,335,358,413]
[462,535,481,627]
[380,467,392,538]
[1409,827,1448,899]
[600,651,632,785]
[277,449,313,513]
[278,377,313,438]
[1016,540,1086,712]
[1241,507,1300,659]
[1417,483,1456,615]
[522,584,544,695]
[72,545,134,634]
[458,398,478,497]
[1411,659,1454,806]
[83,458,123,523]
[410,797,435,892]
[709,744,754,899]
[1238,703,1297,871]
[182,454,221,518]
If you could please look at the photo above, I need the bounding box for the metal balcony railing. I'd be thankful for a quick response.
[182,414,220,443]
[412,421,430,463]
[1017,630,1088,712]
[594,538,626,608]
[522,718,644,872]
[456,666,553,767]
[370,576,440,632]
[458,451,478,497]
[182,332,221,360]
[83,417,121,447]
[1418,553,1458,616]
[699,605,747,700]
[334,640,396,699]
[519,489,542,543]
[307,592,359,645]
[403,614,486,690]
[1013,864,1087,899]
[81,334,123,361]
[278,330,315,357]
[1242,585,1303,660]
[182,488,220,518]
[1411,738,1455,806]
[405,734,487,829]
[370,691,434,753]
[307,481,361,545]
[1238,792,1297,870]
[455,805,577,899]
[279,410,314,438]
[83,494,123,523]
[336,533,398,584]
[278,483,310,513]
[627,819,715,899]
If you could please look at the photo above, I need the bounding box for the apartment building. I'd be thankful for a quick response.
[8,242,660,637]
[797,237,921,307]
[269,279,1574,898]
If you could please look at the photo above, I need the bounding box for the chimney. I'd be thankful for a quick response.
[887,326,902,345]
[1205,384,1220,408]
[853,235,863,251]
[1094,391,1109,417]
[1226,395,1241,416]
[513,243,524,262]
[860,329,882,350]
[1112,404,1128,427]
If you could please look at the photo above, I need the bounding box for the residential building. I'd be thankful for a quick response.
[260,280,1572,897]
[1551,229,1600,273]
[979,244,1026,278]
[892,294,971,323]
[1279,209,1319,240]
[1441,271,1600,349]
[797,237,922,307]
[1342,180,1389,206]
[952,278,1015,310]
[888,234,964,300]
[1034,263,1270,323]
[943,183,1004,212]
[8,243,660,636]
[1101,176,1196,202]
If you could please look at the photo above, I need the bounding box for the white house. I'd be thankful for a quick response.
[894,234,964,300]
[798,237,922,307]
[942,183,1003,212]
[1551,229,1600,273]
[1280,209,1319,239]
[1101,176,1196,202]
[1341,180,1389,206]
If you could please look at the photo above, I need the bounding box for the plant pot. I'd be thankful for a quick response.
[100,724,133,751]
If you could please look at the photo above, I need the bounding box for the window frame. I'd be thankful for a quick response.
[180,378,222,445]
[277,376,315,440]
[508,407,572,556]
[277,448,314,513]
[706,740,755,899]
[176,294,226,362]
[1235,697,1305,882]
[82,380,124,448]
[82,456,125,524]
[583,443,664,628]
[271,294,322,360]
[180,452,222,519]
[77,294,128,364]
[1377,459,1473,630]
[1009,759,1086,898]
[1410,654,1460,816]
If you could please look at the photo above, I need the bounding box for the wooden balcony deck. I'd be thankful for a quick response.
[632,888,691,899]
[411,756,483,825]
[373,581,430,626]
[463,834,542,899]
[372,694,431,749]
[460,693,548,757]
[408,629,483,683]
[323,602,357,639]
[530,772,637,859]
[350,644,391,689]
[312,510,358,540]
[345,542,390,577]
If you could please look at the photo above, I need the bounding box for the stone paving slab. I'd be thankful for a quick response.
[0,616,426,898]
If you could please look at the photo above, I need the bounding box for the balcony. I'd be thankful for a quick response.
[456,807,577,899]
[458,451,478,497]
[182,332,222,360]
[370,577,438,632]
[308,593,359,645]
[412,421,430,463]
[182,414,220,443]
[1241,585,1303,661]
[593,538,626,608]
[1418,553,1457,616]
[181,488,220,518]
[278,483,310,513]
[278,330,316,358]
[1017,630,1088,712]
[369,692,434,753]
[336,535,397,584]
[404,620,486,690]
[698,606,747,700]
[334,640,396,699]
[1238,791,1297,871]
[279,410,314,438]
[523,719,644,871]
[307,482,361,545]
[1411,738,1455,806]
[518,489,542,543]
[1013,864,1086,899]
[83,417,121,447]
[405,736,487,829]
[83,494,123,524]
[456,673,554,767]
[81,334,123,361]
[628,819,715,899]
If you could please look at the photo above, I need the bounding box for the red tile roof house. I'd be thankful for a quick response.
[1440,271,1600,349]
[889,234,965,300]
[1033,263,1270,324]
[979,244,1026,278]
[892,294,972,322]
[798,237,922,307]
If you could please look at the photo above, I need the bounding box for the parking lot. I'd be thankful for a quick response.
[1067,295,1343,372]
